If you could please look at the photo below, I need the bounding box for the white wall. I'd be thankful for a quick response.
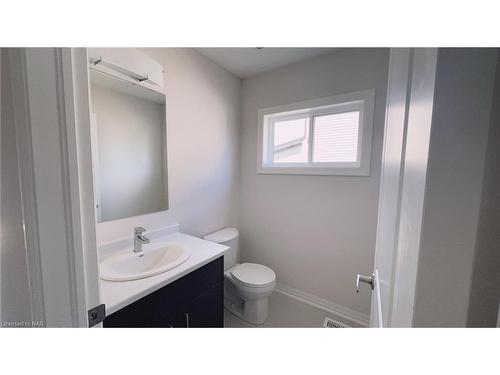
[413,48,498,327]
[97,49,241,244]
[239,49,389,318]
[91,85,166,222]
[1,49,32,324]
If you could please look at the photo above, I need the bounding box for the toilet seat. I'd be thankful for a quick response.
[230,263,276,288]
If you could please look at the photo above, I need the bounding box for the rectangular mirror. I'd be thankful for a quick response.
[89,69,168,223]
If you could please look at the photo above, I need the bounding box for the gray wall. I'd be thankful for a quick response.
[1,49,32,324]
[239,49,389,317]
[413,49,498,327]
[467,50,500,327]
[91,85,166,222]
[96,48,241,242]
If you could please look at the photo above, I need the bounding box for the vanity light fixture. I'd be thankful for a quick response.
[89,55,149,83]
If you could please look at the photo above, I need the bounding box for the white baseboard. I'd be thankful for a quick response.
[275,282,370,327]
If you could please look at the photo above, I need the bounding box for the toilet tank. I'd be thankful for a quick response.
[203,227,239,270]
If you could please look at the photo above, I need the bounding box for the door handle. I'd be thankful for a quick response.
[356,273,374,293]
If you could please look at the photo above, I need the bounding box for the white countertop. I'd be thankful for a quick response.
[100,231,229,315]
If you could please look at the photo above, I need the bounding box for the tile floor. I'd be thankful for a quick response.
[223,290,363,328]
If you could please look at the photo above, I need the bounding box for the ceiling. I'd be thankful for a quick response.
[196,48,336,78]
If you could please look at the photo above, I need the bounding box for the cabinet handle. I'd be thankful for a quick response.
[185,312,189,328]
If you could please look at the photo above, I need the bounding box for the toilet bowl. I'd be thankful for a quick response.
[203,228,276,325]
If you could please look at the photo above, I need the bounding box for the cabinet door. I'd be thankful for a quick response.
[178,282,223,328]
[104,282,179,327]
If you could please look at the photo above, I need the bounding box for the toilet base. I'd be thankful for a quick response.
[224,297,270,326]
[223,279,272,325]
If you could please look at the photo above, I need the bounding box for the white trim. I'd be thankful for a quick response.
[371,48,413,328]
[55,48,87,326]
[257,89,375,176]
[275,282,369,327]
[390,48,438,327]
[67,48,102,324]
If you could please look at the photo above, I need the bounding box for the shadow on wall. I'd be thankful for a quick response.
[467,50,500,328]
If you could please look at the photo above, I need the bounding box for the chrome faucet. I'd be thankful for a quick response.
[133,226,150,253]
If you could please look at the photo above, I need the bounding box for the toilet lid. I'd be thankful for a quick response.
[230,263,276,287]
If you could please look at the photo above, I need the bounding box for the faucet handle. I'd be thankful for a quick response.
[134,226,146,235]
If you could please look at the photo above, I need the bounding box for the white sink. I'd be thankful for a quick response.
[100,242,191,281]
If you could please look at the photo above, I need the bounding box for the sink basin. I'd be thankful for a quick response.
[100,242,191,281]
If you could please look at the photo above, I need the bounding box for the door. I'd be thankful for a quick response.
[359,48,438,327]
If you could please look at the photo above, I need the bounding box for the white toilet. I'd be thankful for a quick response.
[204,227,276,325]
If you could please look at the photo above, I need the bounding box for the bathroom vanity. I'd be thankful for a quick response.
[99,229,229,328]
[104,257,223,327]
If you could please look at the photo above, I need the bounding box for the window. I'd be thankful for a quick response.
[257,90,374,176]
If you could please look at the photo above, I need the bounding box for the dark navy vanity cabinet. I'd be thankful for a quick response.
[104,257,223,328]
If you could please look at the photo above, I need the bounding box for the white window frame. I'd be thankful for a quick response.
[257,89,375,176]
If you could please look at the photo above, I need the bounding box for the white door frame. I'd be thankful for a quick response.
[372,48,438,327]
[69,48,102,321]
[8,48,100,327]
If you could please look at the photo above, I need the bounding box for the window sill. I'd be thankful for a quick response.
[256,166,370,176]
